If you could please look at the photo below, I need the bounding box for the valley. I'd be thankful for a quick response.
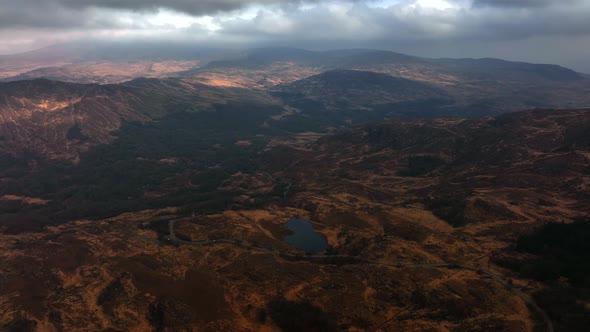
[0,47,589,332]
[0,101,588,330]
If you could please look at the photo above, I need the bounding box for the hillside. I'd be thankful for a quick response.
[2,61,201,84]
[0,109,588,331]
[4,46,590,117]
[0,42,221,83]
[0,78,278,159]
[262,108,589,230]
[273,69,449,111]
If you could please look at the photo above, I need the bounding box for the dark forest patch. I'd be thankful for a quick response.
[508,218,590,331]
[398,155,446,177]
[425,193,468,227]
[266,298,337,332]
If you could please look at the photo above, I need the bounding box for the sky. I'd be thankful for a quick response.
[1,0,590,71]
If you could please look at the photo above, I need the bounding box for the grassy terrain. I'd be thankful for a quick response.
[514,219,590,331]
[0,103,288,233]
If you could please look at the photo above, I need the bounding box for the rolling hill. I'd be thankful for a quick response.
[3,45,590,117]
[0,78,279,159]
[0,108,587,331]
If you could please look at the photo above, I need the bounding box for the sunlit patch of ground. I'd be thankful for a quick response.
[0,195,50,205]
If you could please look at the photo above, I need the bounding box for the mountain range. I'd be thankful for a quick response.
[2,46,590,161]
[0,45,589,331]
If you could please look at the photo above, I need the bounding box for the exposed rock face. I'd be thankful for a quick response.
[0,109,588,331]
[271,109,590,227]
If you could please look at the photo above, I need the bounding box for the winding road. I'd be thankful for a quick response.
[166,219,554,332]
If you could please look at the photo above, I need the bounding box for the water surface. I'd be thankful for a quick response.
[284,218,328,253]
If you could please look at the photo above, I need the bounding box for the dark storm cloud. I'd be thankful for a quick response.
[0,0,148,29]
[0,0,321,27]
[0,1,79,28]
[2,0,588,38]
[215,0,590,43]
[0,0,327,29]
[1,0,590,72]
[473,0,584,8]
[58,0,314,14]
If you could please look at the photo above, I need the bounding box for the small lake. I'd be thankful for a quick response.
[284,218,328,253]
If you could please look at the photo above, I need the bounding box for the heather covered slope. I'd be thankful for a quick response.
[0,108,588,331]
[279,109,590,226]
[0,109,588,331]
[260,108,590,331]
[0,42,221,83]
[0,79,167,159]
[0,78,279,159]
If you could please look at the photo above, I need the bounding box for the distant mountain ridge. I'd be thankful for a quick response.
[429,57,583,81]
[193,47,583,82]
[273,69,450,112]
[3,44,585,85]
[276,107,590,226]
[1,46,590,159]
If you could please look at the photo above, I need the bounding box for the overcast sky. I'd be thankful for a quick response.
[1,0,589,71]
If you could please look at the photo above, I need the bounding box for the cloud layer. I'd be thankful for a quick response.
[1,0,589,71]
